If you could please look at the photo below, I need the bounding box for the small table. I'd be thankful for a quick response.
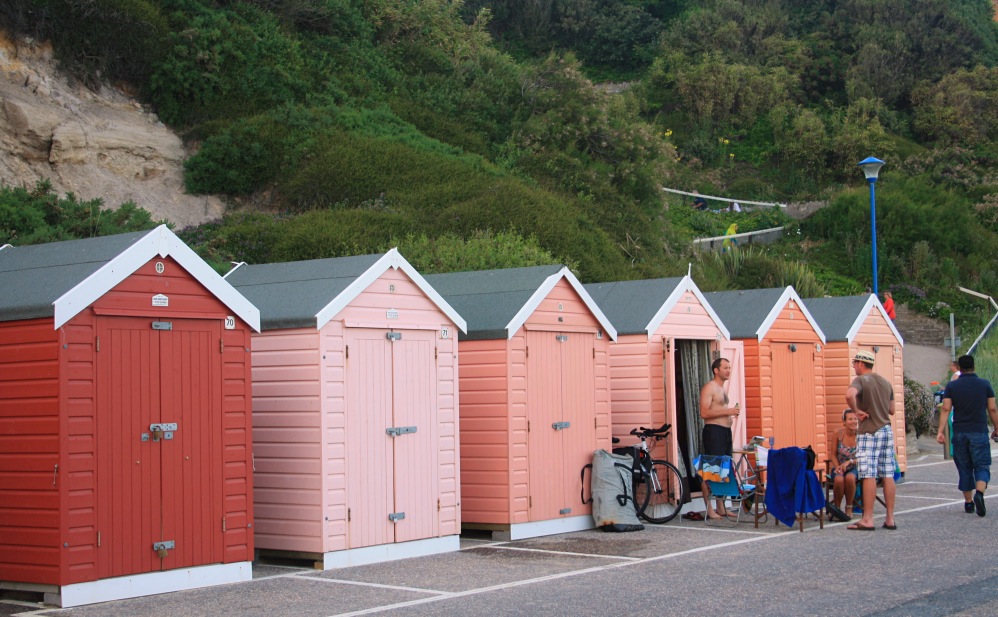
[733,448,768,527]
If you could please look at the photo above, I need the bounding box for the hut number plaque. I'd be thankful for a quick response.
[386,309,399,319]
[152,294,169,307]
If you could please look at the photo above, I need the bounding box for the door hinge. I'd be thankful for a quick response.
[435,347,438,360]
[220,339,224,353]
[437,498,441,512]
[345,345,349,359]
[525,346,529,359]
[222,517,226,532]
[348,508,351,522]
[95,336,100,352]
[594,417,597,429]
[529,496,533,508]
[592,347,595,358]
[527,420,530,433]
[97,531,101,547]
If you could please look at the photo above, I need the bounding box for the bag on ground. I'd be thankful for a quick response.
[586,449,644,532]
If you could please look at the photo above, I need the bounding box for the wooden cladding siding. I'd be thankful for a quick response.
[456,340,510,524]
[0,318,62,585]
[90,257,232,320]
[251,329,323,553]
[607,336,656,441]
[221,324,254,561]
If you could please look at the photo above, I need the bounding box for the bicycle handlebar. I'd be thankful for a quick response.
[629,423,672,438]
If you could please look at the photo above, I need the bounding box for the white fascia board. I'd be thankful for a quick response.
[53,225,261,331]
[757,286,826,344]
[644,276,730,341]
[847,295,904,347]
[506,267,617,341]
[314,249,467,333]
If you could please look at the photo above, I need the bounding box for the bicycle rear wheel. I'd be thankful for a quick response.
[639,460,686,524]
[631,467,652,518]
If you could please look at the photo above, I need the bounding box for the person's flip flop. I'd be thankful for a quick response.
[682,511,705,521]
[847,523,875,531]
[882,523,897,530]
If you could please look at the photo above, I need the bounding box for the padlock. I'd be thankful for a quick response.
[151,427,164,442]
[157,547,169,558]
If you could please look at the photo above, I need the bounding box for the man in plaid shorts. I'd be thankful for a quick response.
[845,350,897,530]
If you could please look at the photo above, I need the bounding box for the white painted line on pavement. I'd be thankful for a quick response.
[644,524,769,536]
[484,545,640,561]
[896,495,956,501]
[304,576,447,595]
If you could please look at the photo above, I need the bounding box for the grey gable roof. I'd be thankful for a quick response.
[225,254,384,330]
[702,287,787,339]
[803,296,871,342]
[0,231,150,322]
[424,265,564,340]
[585,277,685,335]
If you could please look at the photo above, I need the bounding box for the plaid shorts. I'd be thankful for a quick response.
[856,425,897,479]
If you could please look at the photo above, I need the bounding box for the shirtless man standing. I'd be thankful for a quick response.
[699,357,741,519]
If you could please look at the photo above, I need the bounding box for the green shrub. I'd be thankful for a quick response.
[903,375,935,438]
[390,230,566,274]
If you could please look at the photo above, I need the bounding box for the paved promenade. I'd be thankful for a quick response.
[3,436,995,617]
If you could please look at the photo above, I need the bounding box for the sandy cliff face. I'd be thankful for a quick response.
[0,31,224,228]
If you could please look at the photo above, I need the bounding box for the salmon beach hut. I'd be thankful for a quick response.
[225,250,466,568]
[704,287,829,463]
[585,276,746,498]
[803,295,907,471]
[424,266,616,540]
[0,226,260,607]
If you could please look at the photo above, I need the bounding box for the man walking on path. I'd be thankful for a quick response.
[937,355,998,517]
[845,350,897,530]
[699,358,741,520]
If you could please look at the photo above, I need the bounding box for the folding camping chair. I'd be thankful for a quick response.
[696,454,763,527]
[823,458,889,522]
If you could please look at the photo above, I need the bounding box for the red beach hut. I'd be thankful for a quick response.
[425,266,616,540]
[0,226,260,607]
[225,250,466,568]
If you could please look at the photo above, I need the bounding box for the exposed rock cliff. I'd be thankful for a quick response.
[0,31,224,228]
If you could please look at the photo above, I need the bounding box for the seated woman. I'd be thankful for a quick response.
[828,409,859,519]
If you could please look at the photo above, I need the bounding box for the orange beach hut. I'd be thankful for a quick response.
[585,276,746,491]
[425,266,616,540]
[704,287,829,463]
[225,250,466,568]
[0,226,260,607]
[803,295,907,472]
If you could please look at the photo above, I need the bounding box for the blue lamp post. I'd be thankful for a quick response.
[857,156,885,296]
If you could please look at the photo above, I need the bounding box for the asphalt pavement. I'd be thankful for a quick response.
[4,435,996,617]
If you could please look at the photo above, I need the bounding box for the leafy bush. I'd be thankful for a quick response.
[0,181,159,245]
[390,229,567,274]
[903,375,935,438]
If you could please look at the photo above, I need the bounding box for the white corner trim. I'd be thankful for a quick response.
[53,226,261,331]
[56,561,251,608]
[321,535,459,569]
[314,249,467,333]
[757,286,826,343]
[505,268,618,341]
[644,276,730,341]
[847,295,904,347]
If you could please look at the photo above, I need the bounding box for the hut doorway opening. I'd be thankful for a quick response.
[671,339,714,498]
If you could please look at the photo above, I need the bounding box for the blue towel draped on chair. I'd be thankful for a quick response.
[764,446,825,528]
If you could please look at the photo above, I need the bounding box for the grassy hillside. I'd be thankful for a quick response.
[2,0,997,328]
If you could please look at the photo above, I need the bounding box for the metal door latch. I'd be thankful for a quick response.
[153,540,174,558]
[386,426,418,437]
[150,423,178,441]
[552,421,571,430]
[388,512,406,522]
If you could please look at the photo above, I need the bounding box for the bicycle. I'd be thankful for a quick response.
[611,423,687,524]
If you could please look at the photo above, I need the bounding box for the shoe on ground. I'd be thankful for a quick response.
[974,491,986,517]
[965,501,975,513]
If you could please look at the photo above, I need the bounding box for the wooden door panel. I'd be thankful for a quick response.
[560,333,595,516]
[391,330,438,542]
[97,319,161,578]
[159,321,223,570]
[526,331,563,521]
[345,330,394,548]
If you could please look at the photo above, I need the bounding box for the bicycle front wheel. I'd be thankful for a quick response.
[639,460,686,524]
[631,467,652,518]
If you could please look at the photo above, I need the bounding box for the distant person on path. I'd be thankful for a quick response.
[722,223,738,252]
[845,350,898,530]
[692,196,708,211]
[699,358,741,520]
[828,409,859,519]
[937,355,998,517]
[882,291,896,320]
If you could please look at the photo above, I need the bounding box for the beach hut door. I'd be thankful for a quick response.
[345,328,438,548]
[96,317,224,578]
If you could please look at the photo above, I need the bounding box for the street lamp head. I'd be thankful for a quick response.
[857,156,885,181]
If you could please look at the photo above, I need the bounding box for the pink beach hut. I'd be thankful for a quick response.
[803,295,907,472]
[585,276,745,499]
[225,250,466,568]
[424,266,617,540]
[0,226,260,607]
